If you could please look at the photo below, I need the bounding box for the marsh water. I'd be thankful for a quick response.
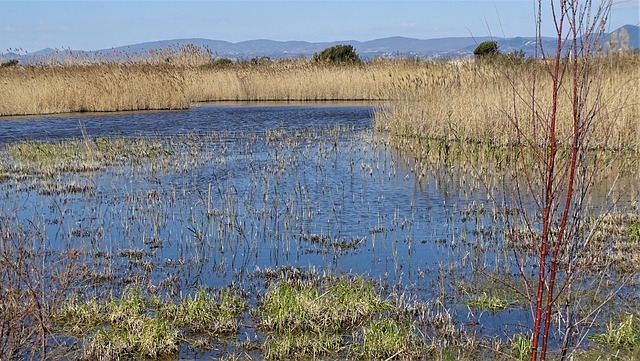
[1,103,637,356]
[0,102,375,143]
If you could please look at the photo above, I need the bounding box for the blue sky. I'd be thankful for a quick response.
[1,1,638,52]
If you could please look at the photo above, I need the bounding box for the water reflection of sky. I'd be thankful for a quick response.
[0,103,375,143]
[1,104,494,288]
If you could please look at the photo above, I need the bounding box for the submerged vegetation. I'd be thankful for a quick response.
[466,293,510,313]
[5,136,167,174]
[0,126,637,359]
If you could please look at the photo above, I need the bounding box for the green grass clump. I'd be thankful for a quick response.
[89,312,177,359]
[258,276,395,359]
[263,330,346,360]
[588,313,638,349]
[259,277,391,334]
[163,289,246,335]
[467,293,509,312]
[74,287,178,359]
[629,222,640,243]
[106,286,153,322]
[55,297,106,334]
[357,318,424,359]
[509,333,532,361]
[55,286,246,359]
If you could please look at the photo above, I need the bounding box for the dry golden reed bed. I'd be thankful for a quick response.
[0,57,417,115]
[1,64,189,115]
[374,56,640,152]
[186,59,395,102]
[1,52,638,150]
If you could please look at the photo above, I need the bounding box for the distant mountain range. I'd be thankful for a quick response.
[2,25,638,64]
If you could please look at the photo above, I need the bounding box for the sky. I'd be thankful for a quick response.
[1,0,639,53]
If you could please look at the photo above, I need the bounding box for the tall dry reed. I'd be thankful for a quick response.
[374,55,640,152]
[0,56,423,116]
[186,59,419,102]
[0,63,189,116]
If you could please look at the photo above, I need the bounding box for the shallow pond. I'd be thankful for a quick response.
[1,103,637,359]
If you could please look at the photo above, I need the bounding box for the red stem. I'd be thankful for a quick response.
[541,4,581,359]
[531,2,566,360]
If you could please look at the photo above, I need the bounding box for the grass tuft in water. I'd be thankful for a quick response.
[258,276,397,359]
[259,277,391,334]
[79,287,177,359]
[467,293,510,312]
[55,286,246,359]
[89,311,177,360]
[262,330,346,360]
[588,313,638,349]
[163,288,247,335]
[509,333,532,361]
[356,318,425,360]
[628,222,640,243]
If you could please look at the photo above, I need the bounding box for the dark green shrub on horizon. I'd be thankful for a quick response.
[313,44,362,64]
[213,57,233,66]
[251,56,271,65]
[1,59,19,67]
[474,41,499,58]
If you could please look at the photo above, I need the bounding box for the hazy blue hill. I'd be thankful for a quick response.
[33,48,57,55]
[236,39,315,51]
[105,38,330,58]
[2,51,21,61]
[624,24,640,48]
[107,38,236,53]
[3,25,637,64]
[604,24,639,49]
[358,36,492,54]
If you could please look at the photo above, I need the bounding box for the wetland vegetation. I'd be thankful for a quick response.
[1,4,640,360]
[0,110,638,359]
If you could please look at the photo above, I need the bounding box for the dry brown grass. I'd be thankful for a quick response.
[374,55,640,152]
[0,63,189,116]
[1,57,405,116]
[186,58,418,102]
